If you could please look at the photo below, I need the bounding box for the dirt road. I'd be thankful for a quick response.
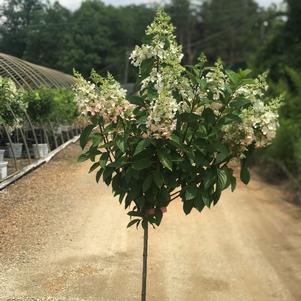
[0,144,301,301]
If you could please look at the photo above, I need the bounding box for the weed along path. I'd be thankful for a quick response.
[0,144,301,301]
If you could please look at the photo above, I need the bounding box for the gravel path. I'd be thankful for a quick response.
[0,143,301,301]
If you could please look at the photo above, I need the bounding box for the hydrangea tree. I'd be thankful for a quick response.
[0,76,27,131]
[74,10,281,301]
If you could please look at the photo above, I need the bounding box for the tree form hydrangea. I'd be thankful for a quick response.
[75,10,282,227]
[0,76,27,130]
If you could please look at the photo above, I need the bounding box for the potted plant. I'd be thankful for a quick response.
[0,76,27,159]
[74,10,282,301]
[25,88,55,158]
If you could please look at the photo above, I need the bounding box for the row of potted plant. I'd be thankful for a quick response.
[0,76,79,165]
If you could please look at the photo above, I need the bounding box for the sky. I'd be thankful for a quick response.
[53,0,283,11]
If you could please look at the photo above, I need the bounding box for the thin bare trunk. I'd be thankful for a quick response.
[141,221,149,301]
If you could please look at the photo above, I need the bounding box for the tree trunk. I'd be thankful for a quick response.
[141,221,149,301]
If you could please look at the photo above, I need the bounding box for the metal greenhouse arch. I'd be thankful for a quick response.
[0,53,80,188]
[0,52,74,89]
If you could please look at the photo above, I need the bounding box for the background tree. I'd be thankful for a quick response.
[199,0,262,67]
[0,0,44,57]
[24,2,71,70]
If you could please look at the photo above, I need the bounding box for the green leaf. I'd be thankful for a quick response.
[218,114,241,126]
[226,70,241,85]
[239,69,252,78]
[159,187,170,204]
[128,211,142,217]
[78,152,90,163]
[115,136,125,153]
[89,162,99,173]
[92,133,102,147]
[128,95,144,106]
[132,158,152,170]
[99,153,109,168]
[183,200,194,215]
[158,150,173,171]
[103,167,114,185]
[213,190,221,205]
[240,160,250,184]
[230,175,237,192]
[134,139,150,156]
[203,108,216,124]
[214,144,229,164]
[203,168,217,190]
[96,168,104,183]
[119,191,126,204]
[230,98,251,109]
[155,208,163,226]
[202,193,210,208]
[185,186,198,201]
[152,170,164,188]
[194,198,205,212]
[143,175,153,192]
[136,197,145,209]
[127,219,140,228]
[80,124,94,149]
[217,169,228,190]
[180,112,200,123]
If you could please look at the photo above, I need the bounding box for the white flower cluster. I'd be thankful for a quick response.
[74,72,134,124]
[0,77,27,130]
[223,73,282,158]
[205,61,228,103]
[130,10,188,138]
[232,73,268,101]
[0,76,17,102]
[147,91,179,139]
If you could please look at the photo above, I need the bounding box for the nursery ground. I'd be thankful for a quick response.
[0,143,301,301]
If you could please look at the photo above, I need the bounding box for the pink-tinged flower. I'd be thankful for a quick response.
[142,133,148,139]
[146,208,155,216]
[161,207,167,213]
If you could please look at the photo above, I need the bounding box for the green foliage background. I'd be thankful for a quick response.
[1,0,301,189]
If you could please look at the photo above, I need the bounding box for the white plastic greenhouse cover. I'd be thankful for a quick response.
[0,52,74,90]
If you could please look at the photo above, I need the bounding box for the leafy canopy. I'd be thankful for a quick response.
[75,10,281,229]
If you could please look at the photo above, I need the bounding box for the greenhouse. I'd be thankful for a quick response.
[0,52,80,185]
